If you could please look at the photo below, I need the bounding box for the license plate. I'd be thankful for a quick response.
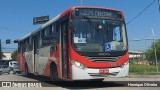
[99,69,109,74]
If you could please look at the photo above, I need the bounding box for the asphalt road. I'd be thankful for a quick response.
[0,72,160,90]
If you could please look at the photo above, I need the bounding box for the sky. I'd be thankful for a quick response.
[0,0,160,52]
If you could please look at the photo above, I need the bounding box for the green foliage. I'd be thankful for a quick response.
[11,50,18,60]
[145,40,160,62]
[129,60,135,64]
[129,64,160,74]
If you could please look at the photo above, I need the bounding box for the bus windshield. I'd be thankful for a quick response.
[72,19,127,52]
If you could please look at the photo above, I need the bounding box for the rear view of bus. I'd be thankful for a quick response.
[70,7,129,80]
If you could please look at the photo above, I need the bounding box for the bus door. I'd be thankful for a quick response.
[33,34,39,74]
[61,21,69,78]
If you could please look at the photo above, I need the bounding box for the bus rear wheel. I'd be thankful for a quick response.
[25,64,29,76]
[50,64,58,81]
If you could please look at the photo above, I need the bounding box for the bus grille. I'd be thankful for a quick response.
[89,72,119,77]
[83,56,122,62]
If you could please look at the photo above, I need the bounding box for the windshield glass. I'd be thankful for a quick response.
[72,19,127,52]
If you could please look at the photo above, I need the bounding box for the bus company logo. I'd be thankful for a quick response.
[98,53,110,56]
[2,82,12,87]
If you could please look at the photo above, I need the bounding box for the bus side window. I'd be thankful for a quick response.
[25,40,27,52]
[18,42,21,53]
[38,32,41,49]
[39,31,42,48]
[26,38,29,51]
[22,41,26,52]
[41,28,49,38]
[35,34,40,50]
[20,42,23,53]
[54,24,60,43]
[45,27,50,37]
[18,43,20,52]
[29,36,33,51]
[41,27,50,47]
[49,25,53,37]
[42,29,46,38]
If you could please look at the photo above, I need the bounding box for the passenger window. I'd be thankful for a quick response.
[49,25,53,36]
[41,28,50,47]
[18,43,21,52]
[22,41,26,52]
[113,27,122,42]
[26,38,29,51]
[54,24,60,43]
[28,37,33,51]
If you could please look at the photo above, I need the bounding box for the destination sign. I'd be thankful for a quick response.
[75,8,123,20]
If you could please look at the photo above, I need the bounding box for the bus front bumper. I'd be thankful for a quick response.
[72,62,129,80]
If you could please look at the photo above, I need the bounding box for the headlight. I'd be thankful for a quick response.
[121,60,129,68]
[72,60,86,70]
[125,60,129,65]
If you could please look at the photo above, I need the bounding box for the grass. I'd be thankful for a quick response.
[129,63,160,75]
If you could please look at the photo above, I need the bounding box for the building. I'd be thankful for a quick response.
[129,51,145,60]
[2,52,12,60]
[129,51,149,65]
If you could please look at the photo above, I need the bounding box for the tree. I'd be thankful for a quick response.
[11,50,18,60]
[145,40,160,64]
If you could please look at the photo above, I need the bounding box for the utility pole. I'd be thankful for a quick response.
[158,0,160,13]
[151,28,159,75]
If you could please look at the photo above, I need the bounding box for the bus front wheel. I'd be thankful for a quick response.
[25,64,29,76]
[50,64,58,81]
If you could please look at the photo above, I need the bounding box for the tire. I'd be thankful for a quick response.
[8,71,10,74]
[25,64,29,76]
[0,71,2,75]
[50,64,58,81]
